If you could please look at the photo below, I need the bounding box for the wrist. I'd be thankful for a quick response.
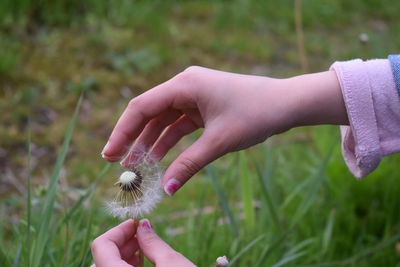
[285,70,349,128]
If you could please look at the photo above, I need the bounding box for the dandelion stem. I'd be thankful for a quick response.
[134,219,144,267]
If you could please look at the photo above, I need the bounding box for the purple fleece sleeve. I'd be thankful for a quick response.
[330,59,400,178]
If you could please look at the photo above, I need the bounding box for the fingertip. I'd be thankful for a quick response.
[136,219,195,266]
[101,132,134,162]
[101,142,120,161]
[101,141,110,154]
[138,218,152,231]
[118,219,137,234]
[101,153,123,162]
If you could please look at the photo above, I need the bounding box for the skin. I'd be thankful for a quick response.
[91,219,196,267]
[102,66,348,195]
[96,67,349,266]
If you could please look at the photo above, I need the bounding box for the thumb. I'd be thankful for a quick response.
[136,219,195,267]
[162,132,226,196]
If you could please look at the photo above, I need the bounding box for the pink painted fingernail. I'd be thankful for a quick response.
[140,219,152,230]
[163,178,181,196]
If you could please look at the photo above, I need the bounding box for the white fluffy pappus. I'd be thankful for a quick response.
[107,151,164,219]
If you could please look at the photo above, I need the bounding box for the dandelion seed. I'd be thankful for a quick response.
[107,150,164,219]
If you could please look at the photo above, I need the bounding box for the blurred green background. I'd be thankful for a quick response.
[1,0,400,266]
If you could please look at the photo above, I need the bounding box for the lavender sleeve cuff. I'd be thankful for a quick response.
[330,59,400,178]
[388,54,400,96]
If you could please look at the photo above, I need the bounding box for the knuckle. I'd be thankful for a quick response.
[173,124,186,137]
[184,65,202,73]
[127,97,147,120]
[205,133,227,153]
[157,251,185,264]
[175,66,203,85]
[150,116,162,127]
[141,232,159,246]
[90,238,101,255]
[179,157,202,178]
[128,97,140,109]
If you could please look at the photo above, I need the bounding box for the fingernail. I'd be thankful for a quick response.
[139,219,152,231]
[147,154,161,164]
[163,178,181,196]
[101,141,110,157]
[120,157,129,167]
[120,154,138,168]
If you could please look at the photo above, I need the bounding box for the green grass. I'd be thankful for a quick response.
[1,0,400,266]
[4,118,400,266]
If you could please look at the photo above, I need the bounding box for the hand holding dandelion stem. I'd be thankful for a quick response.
[107,154,165,266]
[102,67,348,195]
[91,219,196,267]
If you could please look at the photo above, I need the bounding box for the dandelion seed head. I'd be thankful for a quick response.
[107,146,164,219]
[119,171,138,185]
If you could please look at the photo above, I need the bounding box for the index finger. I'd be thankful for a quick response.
[91,220,137,267]
[102,81,177,161]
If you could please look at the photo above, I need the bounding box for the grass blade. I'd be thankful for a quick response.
[31,94,83,267]
[12,245,21,267]
[253,155,281,230]
[272,251,306,267]
[205,164,239,237]
[290,140,337,226]
[301,231,400,267]
[272,238,315,266]
[321,209,335,254]
[230,234,265,266]
[55,163,111,229]
[26,112,32,267]
[239,151,255,231]
[254,229,293,267]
